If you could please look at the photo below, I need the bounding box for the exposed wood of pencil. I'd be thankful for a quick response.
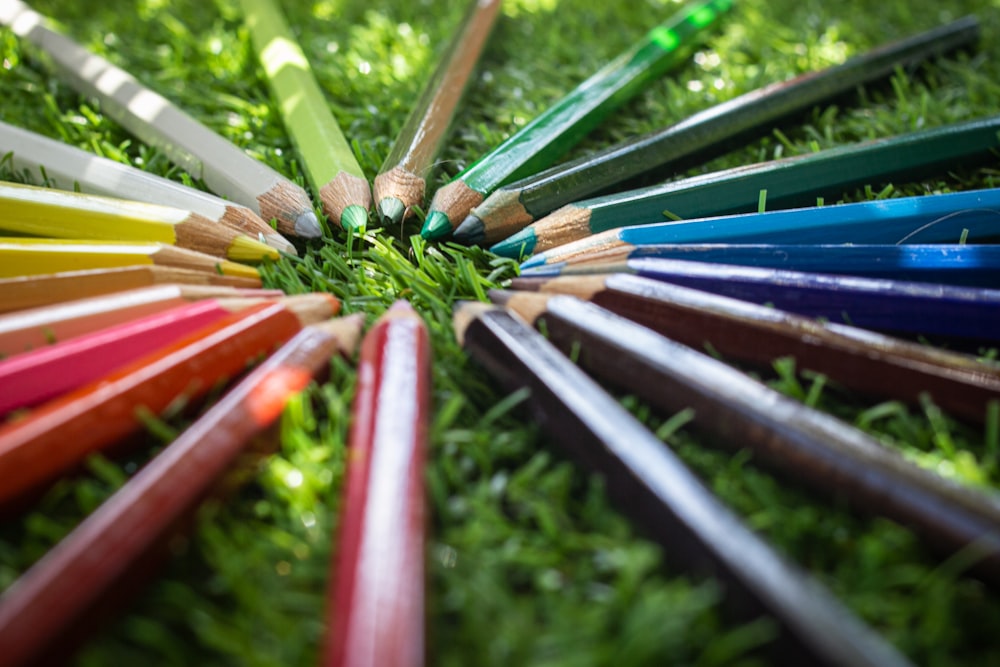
[492,114,1000,257]
[0,266,264,314]
[508,273,1000,423]
[0,180,279,262]
[0,239,261,280]
[325,301,431,667]
[0,284,276,357]
[373,0,502,225]
[494,292,1000,587]
[0,316,363,667]
[0,296,339,511]
[0,0,321,238]
[458,16,981,245]
[240,0,370,229]
[453,302,913,667]
[0,120,296,255]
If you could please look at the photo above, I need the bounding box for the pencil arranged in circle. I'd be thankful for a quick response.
[421,0,733,241]
[0,293,341,415]
[0,284,283,357]
[0,239,261,280]
[454,301,914,667]
[0,266,264,314]
[523,243,1000,287]
[0,180,280,262]
[0,0,322,238]
[0,120,297,255]
[507,273,1000,424]
[489,291,1000,588]
[373,0,502,226]
[325,301,431,667]
[519,187,1000,269]
[0,295,340,510]
[0,316,363,667]
[455,16,981,246]
[492,113,1000,257]
[534,260,1000,343]
[240,0,371,231]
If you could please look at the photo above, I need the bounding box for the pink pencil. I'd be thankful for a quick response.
[0,296,312,415]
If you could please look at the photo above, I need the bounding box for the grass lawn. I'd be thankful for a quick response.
[2,0,1000,664]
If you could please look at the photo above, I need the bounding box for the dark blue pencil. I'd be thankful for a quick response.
[517,258,1000,342]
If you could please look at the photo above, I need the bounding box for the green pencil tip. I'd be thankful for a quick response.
[452,214,485,246]
[377,197,406,226]
[421,210,453,240]
[490,229,536,259]
[340,204,369,232]
[295,210,323,238]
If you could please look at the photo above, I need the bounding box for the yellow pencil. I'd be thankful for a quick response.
[0,181,279,263]
[0,238,261,280]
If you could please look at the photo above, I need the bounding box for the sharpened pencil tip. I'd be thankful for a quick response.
[519,253,545,270]
[490,229,536,259]
[453,214,486,246]
[421,210,453,241]
[340,205,369,232]
[377,197,406,226]
[295,210,323,238]
[518,263,563,278]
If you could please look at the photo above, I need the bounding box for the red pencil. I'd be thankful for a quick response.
[0,294,338,510]
[0,294,341,415]
[324,300,431,667]
[0,316,364,667]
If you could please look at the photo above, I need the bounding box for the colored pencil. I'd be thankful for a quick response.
[492,114,1000,257]
[373,0,502,226]
[0,316,363,667]
[0,295,339,510]
[0,284,282,357]
[0,239,261,280]
[488,292,1000,587]
[523,243,1000,287]
[0,120,296,255]
[240,0,371,231]
[420,0,732,241]
[520,187,1000,269]
[455,17,981,246]
[454,301,914,667]
[324,301,431,667]
[0,180,280,262]
[0,293,341,414]
[506,273,1000,423]
[522,260,1000,343]
[0,0,322,238]
[0,266,264,314]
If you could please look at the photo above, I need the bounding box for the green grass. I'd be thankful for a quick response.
[2,0,1000,664]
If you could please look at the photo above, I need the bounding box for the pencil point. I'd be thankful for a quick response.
[295,210,323,238]
[518,263,563,278]
[519,253,546,270]
[490,229,536,259]
[421,210,453,241]
[228,234,282,263]
[453,214,486,246]
[377,197,406,226]
[340,204,369,232]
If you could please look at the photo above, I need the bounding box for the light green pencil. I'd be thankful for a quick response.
[240,0,372,231]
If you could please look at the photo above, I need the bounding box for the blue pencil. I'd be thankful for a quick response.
[520,187,1000,270]
[518,257,1000,342]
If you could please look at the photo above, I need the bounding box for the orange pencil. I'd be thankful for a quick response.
[0,316,363,667]
[0,294,338,510]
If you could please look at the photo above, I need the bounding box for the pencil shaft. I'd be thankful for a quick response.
[456,304,913,667]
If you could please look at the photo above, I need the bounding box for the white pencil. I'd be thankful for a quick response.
[0,0,322,238]
[0,120,296,255]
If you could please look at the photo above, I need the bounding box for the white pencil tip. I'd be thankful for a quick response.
[295,210,323,238]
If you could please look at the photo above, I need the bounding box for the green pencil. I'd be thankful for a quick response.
[492,114,1000,258]
[454,16,980,246]
[240,0,371,231]
[420,0,733,241]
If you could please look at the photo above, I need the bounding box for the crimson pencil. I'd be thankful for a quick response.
[0,294,339,510]
[324,301,431,667]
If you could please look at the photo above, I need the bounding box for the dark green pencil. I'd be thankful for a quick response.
[491,114,1000,258]
[455,16,980,246]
